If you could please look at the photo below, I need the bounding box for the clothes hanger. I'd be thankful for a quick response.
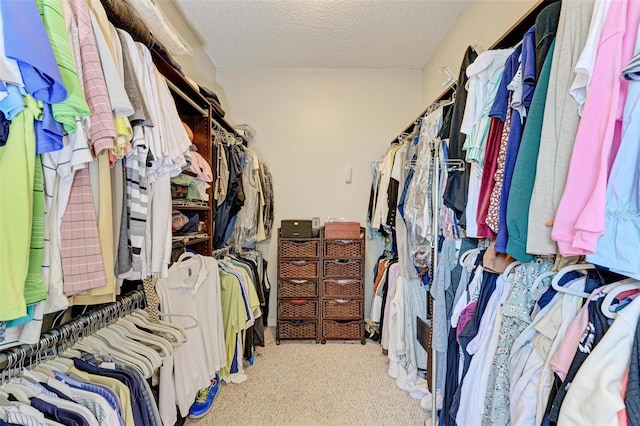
[98,327,163,370]
[87,334,152,378]
[532,270,555,289]
[123,312,187,345]
[133,309,191,338]
[550,263,595,298]
[601,280,640,319]
[501,261,522,280]
[459,248,481,267]
[112,320,172,358]
[96,327,161,365]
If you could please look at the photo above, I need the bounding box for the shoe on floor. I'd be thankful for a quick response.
[420,389,442,412]
[408,382,430,400]
[189,375,221,418]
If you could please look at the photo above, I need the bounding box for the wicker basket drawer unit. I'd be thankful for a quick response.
[278,320,318,340]
[322,279,363,299]
[280,239,320,258]
[323,239,364,258]
[279,260,319,279]
[322,320,364,340]
[323,259,364,278]
[322,299,364,319]
[279,279,318,298]
[278,299,319,319]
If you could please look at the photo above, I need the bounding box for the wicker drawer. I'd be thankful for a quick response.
[279,279,318,298]
[278,299,319,319]
[322,320,363,340]
[322,299,363,319]
[279,260,319,279]
[323,259,363,278]
[278,320,318,340]
[280,239,319,258]
[322,279,363,299]
[323,239,363,258]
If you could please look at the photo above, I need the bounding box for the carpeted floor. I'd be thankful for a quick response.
[188,327,431,426]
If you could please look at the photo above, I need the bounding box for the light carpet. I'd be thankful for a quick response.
[188,327,431,426]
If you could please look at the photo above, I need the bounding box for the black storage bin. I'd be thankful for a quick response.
[281,220,313,238]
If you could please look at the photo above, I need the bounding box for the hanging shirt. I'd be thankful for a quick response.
[443,46,478,228]
[0,95,42,321]
[569,0,613,114]
[156,255,226,425]
[552,0,640,255]
[506,41,556,262]
[35,0,90,135]
[494,26,536,254]
[557,293,640,425]
[527,0,595,256]
[1,0,66,102]
[586,24,640,279]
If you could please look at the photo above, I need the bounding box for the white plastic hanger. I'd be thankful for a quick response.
[127,311,189,343]
[26,368,50,383]
[87,334,152,378]
[122,314,185,346]
[501,261,522,281]
[1,381,33,404]
[532,270,555,289]
[98,327,162,372]
[551,263,595,298]
[112,320,172,358]
[459,248,481,268]
[601,280,640,319]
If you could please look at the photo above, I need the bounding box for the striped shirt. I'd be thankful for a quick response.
[68,0,115,155]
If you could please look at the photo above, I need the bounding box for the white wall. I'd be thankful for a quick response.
[216,68,423,324]
[156,0,219,92]
[422,0,539,103]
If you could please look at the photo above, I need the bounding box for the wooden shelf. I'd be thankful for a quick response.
[172,204,210,211]
[182,237,210,246]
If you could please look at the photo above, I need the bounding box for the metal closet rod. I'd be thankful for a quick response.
[165,79,209,118]
[0,290,146,371]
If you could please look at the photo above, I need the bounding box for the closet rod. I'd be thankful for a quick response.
[0,290,146,371]
[166,79,209,118]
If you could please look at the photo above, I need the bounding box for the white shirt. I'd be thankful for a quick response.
[457,274,511,426]
[569,0,612,115]
[156,255,226,425]
[461,49,514,135]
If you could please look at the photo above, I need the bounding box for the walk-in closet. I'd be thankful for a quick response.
[1,0,638,425]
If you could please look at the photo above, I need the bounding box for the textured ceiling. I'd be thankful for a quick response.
[173,0,469,69]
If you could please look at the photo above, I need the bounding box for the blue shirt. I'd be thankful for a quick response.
[1,0,67,154]
[56,371,121,415]
[489,45,522,122]
[495,26,536,253]
[72,358,152,426]
[35,102,64,154]
[0,84,26,120]
[0,0,66,104]
[31,397,89,426]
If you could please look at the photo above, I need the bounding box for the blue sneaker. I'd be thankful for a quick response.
[188,375,221,418]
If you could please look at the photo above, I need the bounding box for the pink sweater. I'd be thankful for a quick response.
[552,0,640,255]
